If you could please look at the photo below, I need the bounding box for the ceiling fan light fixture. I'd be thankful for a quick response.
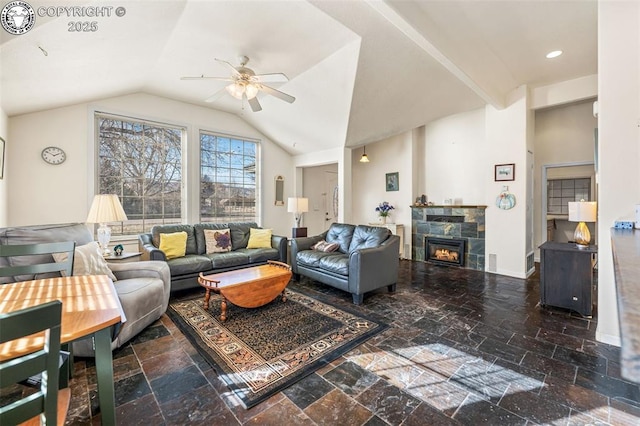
[225,83,245,100]
[245,83,259,100]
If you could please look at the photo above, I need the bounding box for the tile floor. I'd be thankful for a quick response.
[47,261,640,424]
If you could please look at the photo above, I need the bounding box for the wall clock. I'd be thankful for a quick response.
[41,146,66,165]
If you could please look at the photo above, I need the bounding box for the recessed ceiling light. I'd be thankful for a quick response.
[546,50,563,59]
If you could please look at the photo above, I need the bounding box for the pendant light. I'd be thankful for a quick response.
[360,146,370,163]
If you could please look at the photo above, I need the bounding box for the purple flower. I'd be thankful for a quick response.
[375,201,395,216]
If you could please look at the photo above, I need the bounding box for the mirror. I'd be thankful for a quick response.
[275,175,284,206]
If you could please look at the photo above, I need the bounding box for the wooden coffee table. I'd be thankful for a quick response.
[197,260,292,321]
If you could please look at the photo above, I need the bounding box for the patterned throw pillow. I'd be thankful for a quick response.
[159,231,188,260]
[204,229,232,253]
[311,240,340,253]
[53,241,117,281]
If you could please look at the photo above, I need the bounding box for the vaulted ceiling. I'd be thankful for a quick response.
[0,0,597,155]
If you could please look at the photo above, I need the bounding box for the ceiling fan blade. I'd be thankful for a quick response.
[181,76,233,81]
[253,73,289,83]
[259,84,296,103]
[215,58,241,77]
[247,95,262,112]
[205,87,228,103]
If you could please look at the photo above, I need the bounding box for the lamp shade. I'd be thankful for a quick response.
[568,201,597,223]
[359,146,370,163]
[287,197,309,213]
[86,194,128,223]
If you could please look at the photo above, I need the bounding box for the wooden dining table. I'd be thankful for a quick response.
[0,275,125,426]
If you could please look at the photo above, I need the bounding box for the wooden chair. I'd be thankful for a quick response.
[0,241,77,388]
[0,241,76,280]
[0,300,71,425]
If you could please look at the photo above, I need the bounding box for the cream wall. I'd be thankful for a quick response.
[7,93,293,236]
[422,108,487,205]
[0,107,7,227]
[595,1,640,346]
[351,132,413,250]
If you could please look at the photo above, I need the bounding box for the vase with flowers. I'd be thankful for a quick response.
[375,201,395,224]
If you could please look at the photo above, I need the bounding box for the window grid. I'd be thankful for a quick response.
[96,114,184,235]
[200,132,257,223]
[547,178,591,214]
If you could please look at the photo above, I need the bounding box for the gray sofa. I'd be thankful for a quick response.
[291,223,400,304]
[138,222,287,292]
[0,222,171,357]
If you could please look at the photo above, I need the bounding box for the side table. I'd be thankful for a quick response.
[539,241,597,316]
[104,252,142,263]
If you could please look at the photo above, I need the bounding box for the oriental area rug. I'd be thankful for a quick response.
[167,288,387,409]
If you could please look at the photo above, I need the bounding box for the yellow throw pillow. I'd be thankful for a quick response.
[246,228,272,249]
[159,231,188,260]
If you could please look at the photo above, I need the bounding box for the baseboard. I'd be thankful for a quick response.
[488,268,528,279]
[596,330,621,347]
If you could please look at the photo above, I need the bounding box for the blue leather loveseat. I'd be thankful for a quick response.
[290,223,400,304]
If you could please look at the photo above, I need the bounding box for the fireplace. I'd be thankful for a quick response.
[426,237,466,267]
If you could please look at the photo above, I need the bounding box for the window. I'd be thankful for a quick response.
[96,113,184,235]
[547,178,591,214]
[200,132,258,223]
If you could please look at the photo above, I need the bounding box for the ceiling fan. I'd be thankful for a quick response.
[181,55,295,112]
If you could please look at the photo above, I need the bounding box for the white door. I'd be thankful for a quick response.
[324,171,338,229]
[303,164,339,235]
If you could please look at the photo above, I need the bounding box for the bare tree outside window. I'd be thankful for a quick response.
[200,132,258,223]
[96,114,184,235]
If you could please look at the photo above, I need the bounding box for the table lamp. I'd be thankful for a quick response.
[86,194,128,255]
[568,201,597,249]
[288,197,309,238]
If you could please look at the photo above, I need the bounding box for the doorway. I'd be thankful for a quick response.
[303,164,339,236]
[541,162,596,245]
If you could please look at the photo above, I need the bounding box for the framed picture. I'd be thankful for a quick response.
[494,163,515,181]
[386,172,399,191]
[0,137,4,180]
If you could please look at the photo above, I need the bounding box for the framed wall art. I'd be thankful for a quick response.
[386,172,399,191]
[494,163,515,181]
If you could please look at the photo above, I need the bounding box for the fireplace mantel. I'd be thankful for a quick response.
[412,205,487,209]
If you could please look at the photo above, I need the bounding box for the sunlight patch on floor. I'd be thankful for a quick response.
[347,343,546,411]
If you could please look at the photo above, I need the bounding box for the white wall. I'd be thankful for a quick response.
[484,87,531,278]
[0,107,7,227]
[422,108,487,205]
[595,1,640,346]
[534,101,597,256]
[7,93,293,236]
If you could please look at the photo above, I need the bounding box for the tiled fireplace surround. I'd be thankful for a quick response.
[412,205,486,270]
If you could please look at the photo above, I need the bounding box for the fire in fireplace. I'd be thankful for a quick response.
[425,237,466,267]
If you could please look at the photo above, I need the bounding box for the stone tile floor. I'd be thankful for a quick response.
[9,260,640,425]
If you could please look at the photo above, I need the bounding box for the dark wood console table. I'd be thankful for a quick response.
[539,241,597,317]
